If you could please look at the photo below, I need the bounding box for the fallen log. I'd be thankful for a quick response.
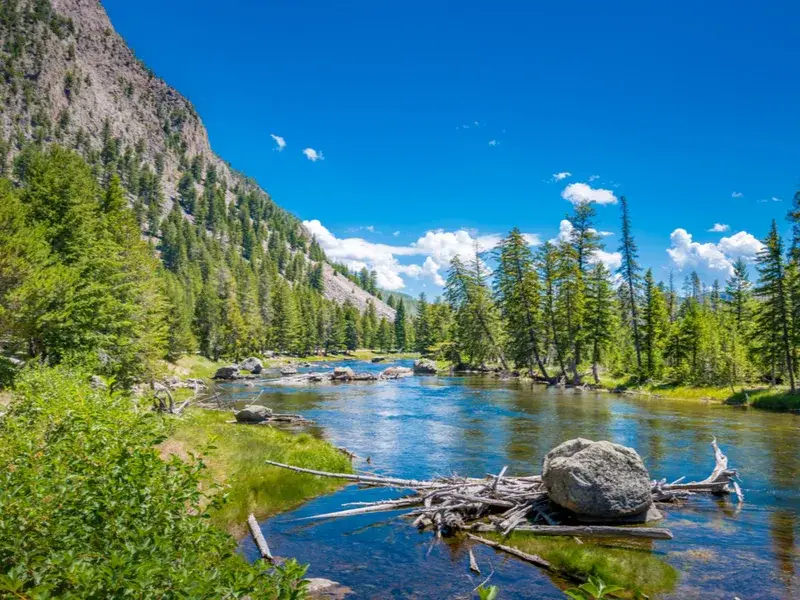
[472,523,674,540]
[264,460,450,489]
[467,534,555,572]
[247,513,274,563]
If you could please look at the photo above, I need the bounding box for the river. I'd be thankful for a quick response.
[226,359,800,599]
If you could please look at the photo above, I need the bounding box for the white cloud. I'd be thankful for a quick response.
[591,249,623,272]
[732,191,743,198]
[270,134,286,151]
[598,230,614,237]
[302,148,324,162]
[588,174,600,182]
[393,231,400,237]
[772,196,782,202]
[302,220,538,291]
[551,220,620,270]
[488,139,499,146]
[552,171,572,181]
[667,228,763,278]
[707,223,730,233]
[561,182,618,205]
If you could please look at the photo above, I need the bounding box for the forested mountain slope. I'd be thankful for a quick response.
[0,0,394,320]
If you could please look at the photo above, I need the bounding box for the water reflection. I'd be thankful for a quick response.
[230,360,800,599]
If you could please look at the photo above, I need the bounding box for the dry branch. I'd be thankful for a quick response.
[247,513,274,563]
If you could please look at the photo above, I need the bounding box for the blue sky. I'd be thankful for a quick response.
[104,0,800,295]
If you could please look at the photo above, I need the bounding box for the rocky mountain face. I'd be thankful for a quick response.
[0,0,394,320]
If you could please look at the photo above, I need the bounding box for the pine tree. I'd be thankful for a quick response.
[494,228,549,378]
[641,269,668,378]
[584,262,615,383]
[394,300,407,350]
[755,220,795,392]
[617,195,643,373]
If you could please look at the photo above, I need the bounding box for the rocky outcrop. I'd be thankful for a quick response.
[319,263,395,321]
[235,405,272,423]
[413,359,438,374]
[381,366,413,379]
[239,357,263,374]
[213,366,240,380]
[542,438,653,520]
[332,367,354,381]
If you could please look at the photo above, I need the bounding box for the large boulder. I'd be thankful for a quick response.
[213,365,240,380]
[280,365,298,376]
[542,438,653,520]
[381,366,413,379]
[240,357,264,374]
[413,359,438,374]
[235,405,272,423]
[332,366,354,381]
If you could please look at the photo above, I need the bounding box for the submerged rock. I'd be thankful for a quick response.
[542,438,653,520]
[235,405,272,423]
[413,359,437,374]
[305,577,352,599]
[381,366,414,379]
[239,357,263,374]
[213,365,240,380]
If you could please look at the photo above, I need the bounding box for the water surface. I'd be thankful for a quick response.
[229,360,800,599]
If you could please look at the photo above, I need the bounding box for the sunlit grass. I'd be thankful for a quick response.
[483,532,678,597]
[167,409,352,536]
[727,387,800,411]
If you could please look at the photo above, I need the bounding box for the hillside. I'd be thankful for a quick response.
[0,0,394,320]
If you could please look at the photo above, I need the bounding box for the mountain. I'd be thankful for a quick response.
[0,0,394,321]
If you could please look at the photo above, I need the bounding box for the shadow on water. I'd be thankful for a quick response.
[228,359,800,599]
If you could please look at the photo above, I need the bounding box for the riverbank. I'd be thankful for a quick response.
[165,408,352,538]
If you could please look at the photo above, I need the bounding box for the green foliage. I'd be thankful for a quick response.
[0,366,306,598]
[564,576,625,599]
[476,584,499,600]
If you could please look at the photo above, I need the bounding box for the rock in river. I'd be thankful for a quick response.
[542,438,653,520]
[239,357,263,374]
[381,366,413,379]
[332,366,354,381]
[280,365,298,376]
[213,365,240,380]
[371,356,387,363]
[235,405,273,423]
[413,359,438,374]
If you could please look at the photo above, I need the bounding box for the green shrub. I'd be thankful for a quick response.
[0,366,303,598]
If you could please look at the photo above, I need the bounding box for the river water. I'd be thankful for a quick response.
[228,359,800,599]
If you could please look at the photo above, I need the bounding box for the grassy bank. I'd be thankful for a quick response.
[166,409,352,537]
[483,532,678,597]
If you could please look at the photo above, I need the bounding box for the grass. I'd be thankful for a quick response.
[726,387,800,411]
[165,408,352,537]
[599,375,800,412]
[170,354,228,379]
[483,532,678,597]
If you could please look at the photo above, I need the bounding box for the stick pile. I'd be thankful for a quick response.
[265,438,741,542]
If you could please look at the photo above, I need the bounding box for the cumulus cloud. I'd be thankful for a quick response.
[302,148,324,162]
[667,228,763,278]
[302,220,538,291]
[270,134,286,151]
[561,182,617,205]
[552,172,572,181]
[732,191,743,198]
[550,220,620,270]
[707,223,730,233]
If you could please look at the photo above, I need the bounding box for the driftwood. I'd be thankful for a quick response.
[247,513,274,563]
[265,439,741,549]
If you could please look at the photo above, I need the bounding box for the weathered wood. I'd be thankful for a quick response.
[473,523,673,540]
[468,548,480,574]
[247,513,274,562]
[467,534,554,572]
[298,497,421,521]
[264,460,447,489]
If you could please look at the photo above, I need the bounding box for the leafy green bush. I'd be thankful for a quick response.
[0,366,304,598]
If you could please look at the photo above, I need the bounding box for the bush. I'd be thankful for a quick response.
[0,366,303,598]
